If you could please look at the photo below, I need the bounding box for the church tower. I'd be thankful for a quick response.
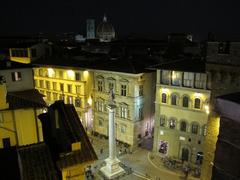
[86,19,95,39]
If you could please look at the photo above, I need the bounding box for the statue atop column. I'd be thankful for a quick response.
[109,89,116,106]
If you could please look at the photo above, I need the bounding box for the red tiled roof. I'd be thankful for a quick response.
[17,143,59,180]
[7,89,47,109]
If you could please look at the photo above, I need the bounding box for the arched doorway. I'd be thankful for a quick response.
[181,148,189,161]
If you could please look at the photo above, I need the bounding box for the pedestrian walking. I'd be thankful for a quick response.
[184,166,189,179]
[100,148,103,154]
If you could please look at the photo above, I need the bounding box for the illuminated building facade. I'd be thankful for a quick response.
[9,42,51,64]
[34,66,94,133]
[0,60,46,148]
[152,59,211,163]
[93,70,155,149]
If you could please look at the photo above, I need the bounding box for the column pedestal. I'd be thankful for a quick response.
[100,158,125,179]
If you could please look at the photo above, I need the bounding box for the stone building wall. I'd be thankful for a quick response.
[200,115,220,180]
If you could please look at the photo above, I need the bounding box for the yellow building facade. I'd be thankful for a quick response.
[34,67,94,131]
[0,81,43,148]
[9,42,51,64]
[153,69,211,164]
[33,65,155,149]
[200,115,220,180]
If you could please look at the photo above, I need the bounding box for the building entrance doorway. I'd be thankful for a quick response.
[181,148,189,161]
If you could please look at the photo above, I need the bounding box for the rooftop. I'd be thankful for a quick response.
[17,143,58,180]
[216,92,240,122]
[6,89,46,110]
[39,101,97,168]
[148,57,206,73]
[34,54,160,74]
[0,60,33,70]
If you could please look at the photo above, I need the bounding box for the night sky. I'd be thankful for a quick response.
[1,0,240,37]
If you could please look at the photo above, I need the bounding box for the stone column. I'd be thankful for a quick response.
[100,103,125,179]
[108,105,116,159]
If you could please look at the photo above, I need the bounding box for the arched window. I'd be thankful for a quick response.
[191,123,199,134]
[162,93,167,103]
[180,121,187,132]
[182,96,189,108]
[169,118,176,129]
[171,94,177,105]
[194,98,201,109]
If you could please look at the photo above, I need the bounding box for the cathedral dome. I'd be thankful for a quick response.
[96,15,115,42]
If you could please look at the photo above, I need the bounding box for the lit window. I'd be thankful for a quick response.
[171,94,177,105]
[203,124,207,136]
[194,98,201,109]
[194,73,206,89]
[161,93,167,103]
[169,119,176,129]
[96,100,104,112]
[182,96,189,107]
[47,68,55,77]
[160,115,166,127]
[11,72,22,81]
[161,70,170,84]
[183,72,194,87]
[180,121,187,132]
[192,123,199,134]
[67,96,73,104]
[67,70,74,79]
[121,85,127,96]
[139,85,143,96]
[171,71,181,86]
[120,104,128,119]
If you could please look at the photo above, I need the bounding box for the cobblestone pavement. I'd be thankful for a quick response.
[89,135,200,180]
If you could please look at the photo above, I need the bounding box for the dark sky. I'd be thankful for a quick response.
[1,0,240,37]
